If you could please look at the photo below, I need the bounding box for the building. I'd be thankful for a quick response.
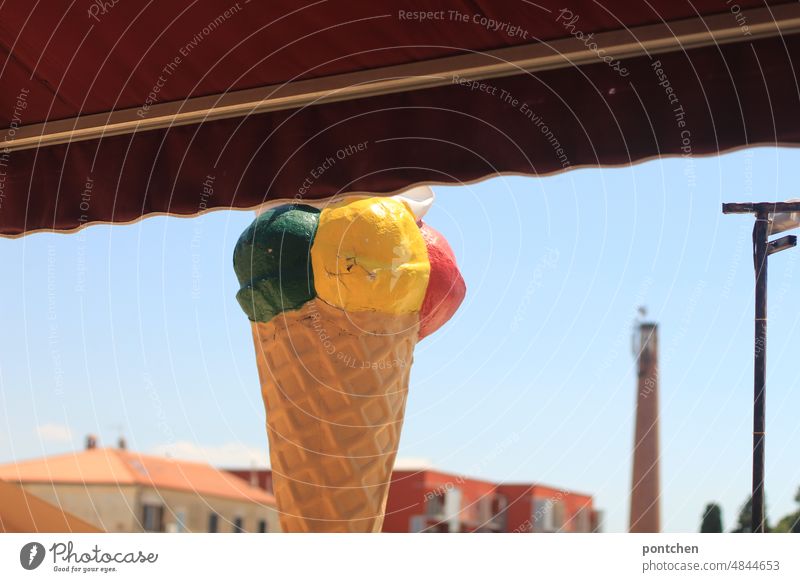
[0,479,99,533]
[494,482,598,534]
[385,470,599,533]
[384,469,502,532]
[0,437,279,533]
[228,467,600,533]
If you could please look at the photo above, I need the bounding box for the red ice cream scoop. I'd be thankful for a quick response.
[418,222,466,339]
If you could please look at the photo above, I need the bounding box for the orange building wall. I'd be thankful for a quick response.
[229,468,597,533]
[496,484,594,533]
[383,470,500,532]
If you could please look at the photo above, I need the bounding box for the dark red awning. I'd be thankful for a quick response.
[1,0,798,235]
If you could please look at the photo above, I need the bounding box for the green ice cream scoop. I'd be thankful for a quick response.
[233,204,320,322]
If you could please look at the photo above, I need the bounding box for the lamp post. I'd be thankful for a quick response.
[722,201,800,533]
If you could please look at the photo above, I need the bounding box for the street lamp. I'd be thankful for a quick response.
[722,201,800,533]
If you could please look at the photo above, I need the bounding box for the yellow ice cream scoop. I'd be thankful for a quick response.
[310,197,430,314]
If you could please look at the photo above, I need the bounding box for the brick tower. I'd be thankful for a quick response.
[629,321,661,533]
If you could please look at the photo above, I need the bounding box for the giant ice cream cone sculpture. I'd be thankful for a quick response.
[233,187,465,532]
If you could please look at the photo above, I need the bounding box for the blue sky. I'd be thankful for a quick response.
[2,147,800,533]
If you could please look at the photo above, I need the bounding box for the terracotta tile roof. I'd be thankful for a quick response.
[0,479,101,533]
[0,448,275,506]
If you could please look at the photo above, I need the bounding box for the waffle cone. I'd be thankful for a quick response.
[251,299,419,532]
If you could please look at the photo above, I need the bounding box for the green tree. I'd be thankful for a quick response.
[731,496,770,532]
[700,503,723,533]
[773,513,800,533]
[773,487,800,533]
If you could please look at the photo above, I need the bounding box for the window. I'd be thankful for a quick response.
[208,512,219,533]
[574,507,591,533]
[408,515,427,533]
[426,492,445,517]
[491,494,508,515]
[443,488,462,519]
[174,509,187,533]
[476,495,493,522]
[532,498,549,532]
[257,519,267,533]
[532,497,564,532]
[233,516,244,533]
[490,494,508,531]
[141,504,164,532]
[551,501,565,531]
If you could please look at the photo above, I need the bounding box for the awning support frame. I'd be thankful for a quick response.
[3,4,800,152]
